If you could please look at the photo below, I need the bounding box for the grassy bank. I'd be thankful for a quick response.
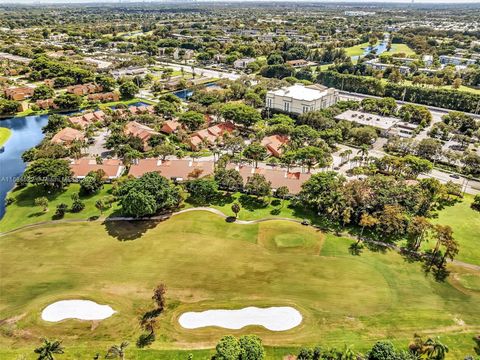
[0,127,12,146]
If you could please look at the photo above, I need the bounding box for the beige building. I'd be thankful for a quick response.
[265,84,338,115]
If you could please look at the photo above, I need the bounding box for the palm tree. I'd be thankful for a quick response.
[357,145,369,166]
[34,339,64,360]
[105,341,129,360]
[424,337,449,360]
[340,345,356,360]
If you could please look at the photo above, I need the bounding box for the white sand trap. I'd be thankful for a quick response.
[178,306,302,331]
[41,300,116,322]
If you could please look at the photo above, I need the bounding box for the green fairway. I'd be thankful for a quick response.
[1,211,479,359]
[384,43,416,56]
[344,42,370,57]
[432,194,480,265]
[0,127,11,147]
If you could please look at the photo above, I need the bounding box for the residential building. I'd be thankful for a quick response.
[189,122,235,150]
[364,59,411,75]
[70,158,124,181]
[173,48,195,60]
[439,55,476,66]
[422,55,434,67]
[4,86,34,101]
[286,59,309,68]
[161,120,182,134]
[233,58,255,69]
[66,83,103,96]
[128,105,155,115]
[129,159,215,180]
[51,127,85,145]
[36,98,57,110]
[265,84,338,115]
[226,164,311,195]
[69,110,106,128]
[124,121,160,150]
[261,135,289,157]
[87,92,119,102]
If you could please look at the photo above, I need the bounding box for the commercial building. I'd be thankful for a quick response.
[265,84,338,115]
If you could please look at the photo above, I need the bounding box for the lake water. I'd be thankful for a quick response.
[351,41,389,62]
[0,114,49,219]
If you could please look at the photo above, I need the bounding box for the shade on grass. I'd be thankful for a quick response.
[1,211,479,359]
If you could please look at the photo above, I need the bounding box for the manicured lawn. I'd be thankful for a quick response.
[1,184,119,232]
[384,43,416,56]
[0,211,479,359]
[431,194,480,265]
[344,42,370,57]
[0,127,12,146]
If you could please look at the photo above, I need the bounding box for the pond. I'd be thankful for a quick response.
[351,39,389,62]
[0,114,49,219]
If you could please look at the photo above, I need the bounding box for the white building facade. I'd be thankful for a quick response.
[266,84,339,115]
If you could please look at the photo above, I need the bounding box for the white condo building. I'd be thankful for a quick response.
[265,84,339,115]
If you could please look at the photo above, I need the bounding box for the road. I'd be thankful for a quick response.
[332,144,480,195]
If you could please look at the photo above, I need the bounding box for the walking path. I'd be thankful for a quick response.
[1,207,478,271]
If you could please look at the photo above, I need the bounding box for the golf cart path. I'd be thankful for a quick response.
[1,207,478,271]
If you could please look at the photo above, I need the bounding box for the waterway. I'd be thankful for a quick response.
[0,114,49,219]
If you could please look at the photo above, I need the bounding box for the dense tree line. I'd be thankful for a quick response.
[318,71,480,112]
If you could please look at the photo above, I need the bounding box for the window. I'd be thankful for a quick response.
[267,98,273,108]
[283,101,290,112]
[302,105,310,113]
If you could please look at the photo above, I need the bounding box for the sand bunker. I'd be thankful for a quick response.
[178,306,302,331]
[41,300,115,322]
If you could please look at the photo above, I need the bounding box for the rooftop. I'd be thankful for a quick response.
[335,110,400,131]
[268,84,330,101]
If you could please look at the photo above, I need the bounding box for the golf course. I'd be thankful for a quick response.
[1,209,479,359]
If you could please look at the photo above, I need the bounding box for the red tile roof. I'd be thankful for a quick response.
[70,158,124,179]
[261,135,289,157]
[128,159,214,179]
[227,164,311,194]
[124,121,159,142]
[51,127,85,144]
[161,120,182,134]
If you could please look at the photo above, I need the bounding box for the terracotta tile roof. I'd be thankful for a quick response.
[51,127,85,144]
[68,111,105,129]
[161,120,182,134]
[189,122,235,150]
[261,135,289,157]
[227,164,311,194]
[125,121,159,141]
[70,158,124,179]
[128,159,215,179]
